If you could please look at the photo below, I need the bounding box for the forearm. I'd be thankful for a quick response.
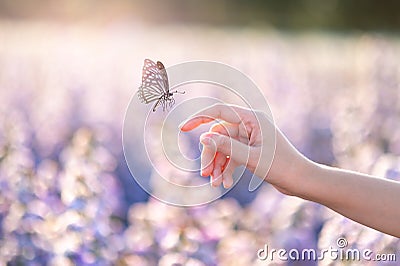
[296,162,400,237]
[181,105,400,237]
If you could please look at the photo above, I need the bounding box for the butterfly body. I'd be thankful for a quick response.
[138,59,184,112]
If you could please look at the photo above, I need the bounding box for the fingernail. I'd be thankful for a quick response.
[223,178,233,189]
[200,136,211,145]
[178,121,186,129]
[200,133,215,145]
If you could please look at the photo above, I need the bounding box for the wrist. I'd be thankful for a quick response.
[265,129,317,196]
[289,158,320,198]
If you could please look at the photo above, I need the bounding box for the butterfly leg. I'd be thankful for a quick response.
[162,98,167,111]
[169,97,175,107]
[152,98,162,112]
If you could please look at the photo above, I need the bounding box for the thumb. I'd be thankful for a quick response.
[200,132,251,166]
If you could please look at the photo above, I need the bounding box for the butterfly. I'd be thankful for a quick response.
[137,59,185,112]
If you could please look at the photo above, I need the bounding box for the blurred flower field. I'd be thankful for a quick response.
[0,22,399,265]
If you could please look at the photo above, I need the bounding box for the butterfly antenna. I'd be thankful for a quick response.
[173,90,185,94]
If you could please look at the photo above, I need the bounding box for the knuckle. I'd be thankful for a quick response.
[213,103,224,108]
[217,134,229,148]
[210,123,222,132]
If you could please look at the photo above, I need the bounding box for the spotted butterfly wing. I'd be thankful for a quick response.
[138,59,167,109]
[138,59,184,112]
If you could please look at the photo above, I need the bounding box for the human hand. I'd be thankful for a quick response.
[179,103,310,194]
[181,104,400,237]
[179,103,272,188]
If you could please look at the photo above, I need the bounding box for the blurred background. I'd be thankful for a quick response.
[0,0,399,265]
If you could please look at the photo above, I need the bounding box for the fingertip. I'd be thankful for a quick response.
[200,171,208,177]
[201,167,213,177]
[178,117,192,129]
[178,122,189,131]
[179,119,199,132]
[200,134,217,147]
[199,136,211,146]
[223,176,233,189]
[200,132,220,143]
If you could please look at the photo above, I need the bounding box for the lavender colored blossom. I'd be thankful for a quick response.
[0,22,399,265]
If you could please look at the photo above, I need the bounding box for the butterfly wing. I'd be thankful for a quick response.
[156,61,169,93]
[138,59,167,104]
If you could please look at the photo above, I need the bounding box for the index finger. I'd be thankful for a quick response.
[179,104,250,132]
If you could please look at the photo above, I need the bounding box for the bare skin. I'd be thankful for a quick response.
[179,103,400,238]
